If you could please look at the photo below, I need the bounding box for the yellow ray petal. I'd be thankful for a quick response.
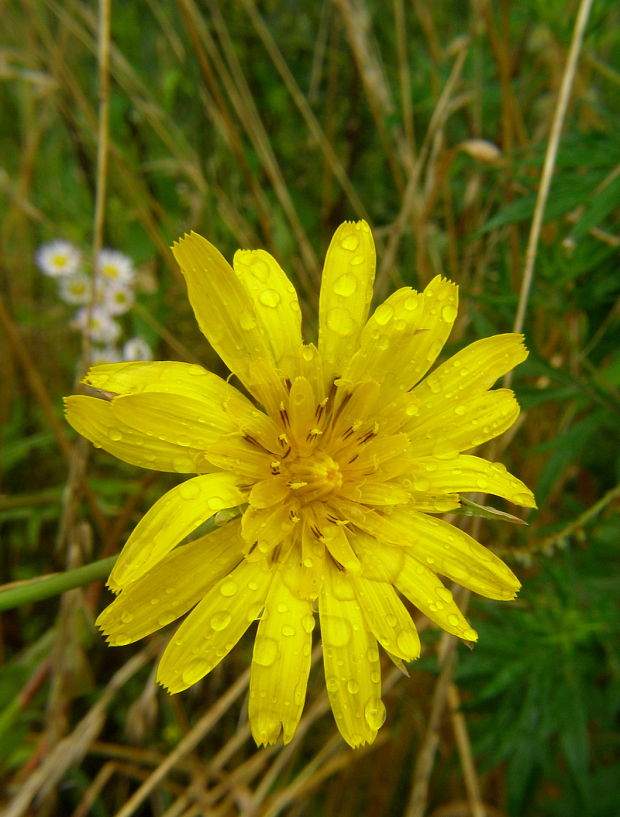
[412,333,528,412]
[344,276,458,398]
[379,548,478,641]
[64,396,202,473]
[411,454,537,508]
[233,249,303,379]
[110,392,237,450]
[353,575,420,661]
[86,360,279,444]
[157,559,273,693]
[318,221,376,383]
[319,568,384,747]
[109,473,245,592]
[249,563,314,746]
[406,388,521,456]
[338,479,411,506]
[96,521,244,645]
[359,508,520,600]
[171,232,286,412]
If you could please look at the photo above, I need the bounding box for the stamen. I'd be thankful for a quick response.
[279,403,290,428]
[270,461,281,475]
[331,390,352,426]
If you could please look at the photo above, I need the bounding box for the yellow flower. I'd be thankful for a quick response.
[65,221,535,748]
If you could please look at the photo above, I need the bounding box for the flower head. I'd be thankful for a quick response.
[65,221,535,748]
[123,337,153,361]
[96,248,135,285]
[36,239,81,277]
[73,305,122,344]
[58,272,91,305]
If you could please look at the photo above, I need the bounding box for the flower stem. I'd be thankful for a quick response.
[0,557,116,612]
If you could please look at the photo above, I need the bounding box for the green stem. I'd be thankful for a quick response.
[0,557,116,612]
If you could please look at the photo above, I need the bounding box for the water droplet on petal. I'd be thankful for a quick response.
[182,657,210,686]
[454,404,467,415]
[179,480,201,500]
[109,428,122,441]
[253,636,279,666]
[364,696,386,729]
[347,679,360,694]
[322,615,352,647]
[326,307,355,336]
[341,234,359,251]
[121,611,134,623]
[220,580,238,597]
[373,303,394,326]
[325,675,340,692]
[397,628,418,658]
[302,613,315,633]
[210,611,231,631]
[366,645,379,663]
[333,273,357,297]
[442,304,458,323]
[239,311,257,331]
[281,624,296,637]
[259,288,281,308]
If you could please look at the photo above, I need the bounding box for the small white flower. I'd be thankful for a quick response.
[101,281,135,316]
[123,337,153,361]
[97,249,134,285]
[74,306,122,344]
[58,272,92,305]
[35,240,81,277]
[90,345,122,364]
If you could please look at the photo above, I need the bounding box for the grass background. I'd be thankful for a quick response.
[1,1,619,815]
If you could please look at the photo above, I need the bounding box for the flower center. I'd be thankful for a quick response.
[285,450,343,503]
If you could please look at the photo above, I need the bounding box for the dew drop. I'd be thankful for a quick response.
[239,311,257,331]
[281,624,296,637]
[333,273,357,297]
[454,404,467,415]
[120,611,134,623]
[442,304,458,323]
[220,580,238,597]
[210,611,231,631]
[322,615,353,647]
[182,657,210,686]
[404,294,419,311]
[259,288,281,308]
[364,697,386,730]
[253,636,279,667]
[179,479,201,500]
[302,613,315,633]
[396,629,418,658]
[373,303,394,326]
[366,645,379,663]
[325,675,340,692]
[341,234,359,251]
[346,679,360,694]
[108,428,122,441]
[326,307,355,336]
[448,613,461,627]
[157,612,175,627]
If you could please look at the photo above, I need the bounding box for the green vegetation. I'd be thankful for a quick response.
[1,1,619,815]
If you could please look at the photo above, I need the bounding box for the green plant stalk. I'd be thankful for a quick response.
[0,557,116,612]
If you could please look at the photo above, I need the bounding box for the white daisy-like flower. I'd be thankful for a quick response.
[35,240,81,278]
[123,337,153,362]
[97,249,135,285]
[58,272,92,305]
[74,306,122,344]
[90,345,122,364]
[100,281,135,316]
